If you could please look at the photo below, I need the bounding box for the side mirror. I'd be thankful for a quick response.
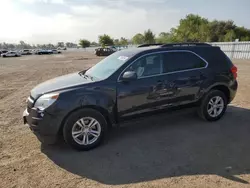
[121,71,137,81]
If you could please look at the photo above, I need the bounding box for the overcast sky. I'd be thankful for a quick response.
[0,0,250,44]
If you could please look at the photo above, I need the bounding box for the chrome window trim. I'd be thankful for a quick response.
[117,50,208,82]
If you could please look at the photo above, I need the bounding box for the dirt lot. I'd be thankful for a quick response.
[0,51,250,188]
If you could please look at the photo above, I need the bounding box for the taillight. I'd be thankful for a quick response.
[231,65,237,79]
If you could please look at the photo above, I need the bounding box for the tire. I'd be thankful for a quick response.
[63,109,107,151]
[197,90,227,121]
[15,54,18,57]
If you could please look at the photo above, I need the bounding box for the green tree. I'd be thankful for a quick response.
[208,20,236,42]
[79,39,91,48]
[174,14,210,42]
[91,41,98,46]
[224,30,236,42]
[57,42,65,48]
[98,34,114,47]
[132,33,144,44]
[143,29,155,44]
[235,27,250,41]
[114,39,120,46]
[156,32,174,43]
[66,42,77,48]
[119,37,128,46]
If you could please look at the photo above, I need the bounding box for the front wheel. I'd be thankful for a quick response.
[197,90,227,121]
[63,109,107,151]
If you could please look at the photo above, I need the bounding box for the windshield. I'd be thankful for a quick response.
[85,51,132,80]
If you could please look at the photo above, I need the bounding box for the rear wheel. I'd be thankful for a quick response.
[198,90,227,121]
[63,109,107,151]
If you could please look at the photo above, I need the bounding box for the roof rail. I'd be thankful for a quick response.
[161,43,211,48]
[137,43,163,48]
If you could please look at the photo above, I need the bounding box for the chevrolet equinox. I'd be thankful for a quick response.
[23,43,238,151]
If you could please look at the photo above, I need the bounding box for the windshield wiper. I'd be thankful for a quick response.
[79,73,93,81]
[78,70,85,76]
[86,74,94,81]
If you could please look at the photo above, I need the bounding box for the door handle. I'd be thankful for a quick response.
[169,82,175,87]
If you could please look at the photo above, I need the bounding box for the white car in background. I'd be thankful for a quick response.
[1,51,21,57]
[52,49,62,54]
[20,49,32,55]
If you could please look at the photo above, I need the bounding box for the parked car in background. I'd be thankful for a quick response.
[20,49,32,55]
[0,50,8,55]
[36,49,53,55]
[52,49,62,54]
[95,47,116,56]
[23,43,238,151]
[1,51,21,57]
[57,47,67,50]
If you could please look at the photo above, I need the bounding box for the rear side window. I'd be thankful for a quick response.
[163,51,207,73]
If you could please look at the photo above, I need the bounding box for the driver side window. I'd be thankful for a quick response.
[126,53,163,78]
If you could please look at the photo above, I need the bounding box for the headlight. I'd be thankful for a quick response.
[34,93,59,110]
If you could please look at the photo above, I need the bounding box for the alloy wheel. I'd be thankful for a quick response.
[72,117,101,145]
[207,96,224,118]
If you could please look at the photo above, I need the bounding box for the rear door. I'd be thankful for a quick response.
[160,51,208,105]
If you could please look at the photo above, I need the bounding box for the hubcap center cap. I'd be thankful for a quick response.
[83,128,89,133]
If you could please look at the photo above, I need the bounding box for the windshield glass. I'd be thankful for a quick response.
[85,51,132,80]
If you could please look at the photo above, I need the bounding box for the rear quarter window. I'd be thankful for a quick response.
[195,47,233,70]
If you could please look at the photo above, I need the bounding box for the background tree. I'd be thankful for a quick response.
[90,41,98,46]
[114,39,120,46]
[57,42,65,48]
[98,34,114,47]
[79,39,91,48]
[119,37,128,46]
[235,27,250,41]
[143,29,155,44]
[156,32,174,43]
[224,30,237,42]
[18,41,31,49]
[132,33,144,44]
[66,42,77,48]
[173,14,210,42]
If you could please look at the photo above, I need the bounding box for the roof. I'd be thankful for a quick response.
[117,43,216,57]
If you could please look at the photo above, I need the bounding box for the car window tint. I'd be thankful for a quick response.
[126,54,163,78]
[163,52,207,73]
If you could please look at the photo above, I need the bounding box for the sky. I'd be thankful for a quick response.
[0,0,250,44]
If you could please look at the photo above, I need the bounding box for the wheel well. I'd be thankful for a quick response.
[58,106,112,135]
[210,85,230,103]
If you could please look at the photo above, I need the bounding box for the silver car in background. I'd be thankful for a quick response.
[1,51,21,57]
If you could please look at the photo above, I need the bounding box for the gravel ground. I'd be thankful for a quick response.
[0,51,250,188]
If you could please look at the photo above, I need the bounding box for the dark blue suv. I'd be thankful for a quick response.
[23,43,238,151]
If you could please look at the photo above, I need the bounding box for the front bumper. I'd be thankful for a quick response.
[23,107,62,144]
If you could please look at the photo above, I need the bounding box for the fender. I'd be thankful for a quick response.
[53,87,117,127]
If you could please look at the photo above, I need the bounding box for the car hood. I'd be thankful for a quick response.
[30,71,93,99]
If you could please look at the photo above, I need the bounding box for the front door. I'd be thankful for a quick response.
[117,53,170,120]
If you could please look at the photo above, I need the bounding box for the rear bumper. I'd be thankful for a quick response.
[229,80,238,103]
[23,107,62,144]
